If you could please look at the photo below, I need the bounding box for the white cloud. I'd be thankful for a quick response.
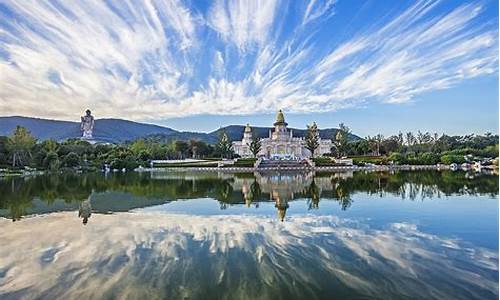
[0,213,497,298]
[0,0,497,122]
[303,0,336,25]
[207,0,281,51]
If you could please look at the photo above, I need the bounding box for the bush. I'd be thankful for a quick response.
[480,144,499,158]
[137,150,152,161]
[352,156,387,165]
[440,154,465,165]
[313,157,337,166]
[234,158,257,167]
[419,152,440,165]
[63,152,80,168]
[110,155,139,170]
[152,162,219,168]
[43,151,60,170]
[388,152,406,164]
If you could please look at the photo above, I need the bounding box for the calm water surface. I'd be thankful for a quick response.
[0,170,498,299]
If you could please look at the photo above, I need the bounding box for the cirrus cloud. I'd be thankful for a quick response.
[0,0,497,122]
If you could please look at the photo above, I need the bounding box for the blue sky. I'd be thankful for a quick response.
[0,0,498,136]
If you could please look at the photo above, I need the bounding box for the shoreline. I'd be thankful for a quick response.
[3,164,498,177]
[138,164,452,173]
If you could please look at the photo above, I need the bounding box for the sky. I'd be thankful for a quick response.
[0,0,498,136]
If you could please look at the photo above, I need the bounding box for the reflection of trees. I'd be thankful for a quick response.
[248,179,262,208]
[323,171,499,202]
[214,179,234,208]
[307,179,320,210]
[0,170,497,219]
[330,178,353,210]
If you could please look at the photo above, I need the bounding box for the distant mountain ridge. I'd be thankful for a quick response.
[0,116,361,144]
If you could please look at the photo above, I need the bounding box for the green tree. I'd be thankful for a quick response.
[332,123,350,158]
[419,152,439,165]
[0,136,9,166]
[63,152,80,168]
[381,136,401,155]
[440,154,465,165]
[7,126,36,167]
[188,140,210,158]
[248,136,262,158]
[174,140,189,159]
[388,152,406,164]
[216,131,233,159]
[40,139,59,153]
[305,122,320,158]
[130,139,149,155]
[43,151,60,170]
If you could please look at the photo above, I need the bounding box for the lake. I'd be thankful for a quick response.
[0,170,498,299]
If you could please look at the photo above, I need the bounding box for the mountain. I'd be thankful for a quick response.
[0,116,175,143]
[0,116,361,144]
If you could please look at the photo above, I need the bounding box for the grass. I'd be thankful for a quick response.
[152,162,219,168]
[312,157,337,166]
[232,158,257,167]
[350,156,387,165]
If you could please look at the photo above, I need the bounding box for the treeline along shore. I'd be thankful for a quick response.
[0,124,498,175]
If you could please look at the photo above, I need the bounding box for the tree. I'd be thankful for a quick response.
[174,140,189,159]
[63,152,80,168]
[351,139,370,156]
[130,139,148,156]
[0,136,9,166]
[188,140,210,158]
[7,126,36,167]
[366,136,378,156]
[374,134,384,156]
[405,132,416,147]
[248,136,262,158]
[388,152,406,164]
[381,136,401,154]
[216,131,233,159]
[305,122,320,158]
[42,139,59,153]
[332,123,350,158]
[43,151,60,170]
[440,154,465,165]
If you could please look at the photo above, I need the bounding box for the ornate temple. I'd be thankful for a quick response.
[232,110,332,159]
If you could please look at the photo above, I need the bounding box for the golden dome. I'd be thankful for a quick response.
[276,110,285,122]
[274,109,287,126]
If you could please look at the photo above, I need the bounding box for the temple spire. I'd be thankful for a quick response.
[273,109,288,126]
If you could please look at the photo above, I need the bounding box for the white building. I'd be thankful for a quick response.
[232,110,332,159]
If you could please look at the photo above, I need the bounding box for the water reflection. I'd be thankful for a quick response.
[78,195,92,225]
[0,213,497,299]
[0,170,497,221]
[0,171,497,299]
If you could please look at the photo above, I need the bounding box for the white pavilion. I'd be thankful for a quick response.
[232,110,332,159]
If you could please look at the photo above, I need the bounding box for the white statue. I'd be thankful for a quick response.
[80,109,95,139]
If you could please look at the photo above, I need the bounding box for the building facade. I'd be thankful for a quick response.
[232,110,332,159]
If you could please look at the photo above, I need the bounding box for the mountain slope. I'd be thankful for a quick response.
[0,116,361,143]
[0,116,176,143]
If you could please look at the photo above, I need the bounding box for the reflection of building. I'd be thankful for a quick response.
[274,191,289,222]
[232,110,332,158]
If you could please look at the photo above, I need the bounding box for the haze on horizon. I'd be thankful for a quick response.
[0,0,498,137]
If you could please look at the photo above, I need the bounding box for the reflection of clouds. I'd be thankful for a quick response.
[0,213,497,299]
